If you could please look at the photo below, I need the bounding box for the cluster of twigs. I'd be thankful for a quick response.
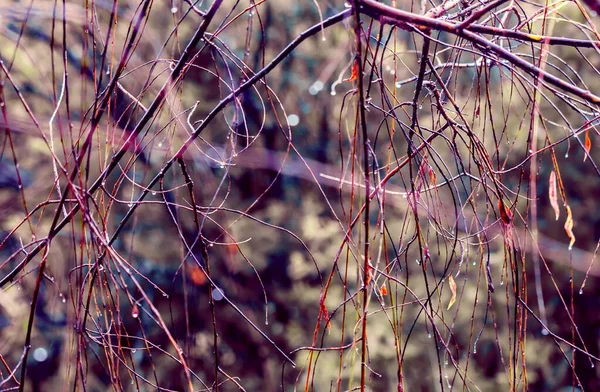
[1,0,599,390]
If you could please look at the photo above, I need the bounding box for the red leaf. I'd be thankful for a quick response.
[344,61,359,82]
[429,167,436,186]
[380,284,388,296]
[584,129,592,162]
[498,199,512,225]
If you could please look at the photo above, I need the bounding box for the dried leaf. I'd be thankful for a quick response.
[344,61,359,82]
[584,129,592,162]
[429,167,436,186]
[380,284,388,296]
[549,171,559,220]
[564,204,576,250]
[498,199,512,225]
[190,266,207,286]
[447,275,457,310]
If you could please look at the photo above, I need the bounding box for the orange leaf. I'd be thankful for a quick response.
[447,275,457,310]
[429,167,436,186]
[564,204,576,250]
[380,284,388,296]
[549,171,559,220]
[584,129,592,162]
[344,61,359,82]
[190,266,207,286]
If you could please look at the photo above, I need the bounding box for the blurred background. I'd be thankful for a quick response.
[0,0,599,390]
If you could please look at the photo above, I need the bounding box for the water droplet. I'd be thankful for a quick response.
[98,265,104,271]
[309,81,324,96]
[427,333,431,339]
[33,347,48,362]
[62,297,66,303]
[158,142,163,147]
[472,262,476,266]
[565,152,569,158]
[208,243,214,247]
[579,289,583,295]
[541,328,549,336]
[321,36,326,42]
[330,91,337,96]
[473,349,477,354]
[287,114,300,127]
[418,105,423,110]
[213,287,225,301]
[591,363,595,368]
[152,192,157,196]
[344,2,352,8]
[170,6,177,13]
[500,281,504,286]
[132,305,139,319]
[127,203,133,208]
[132,349,137,353]
[162,292,168,298]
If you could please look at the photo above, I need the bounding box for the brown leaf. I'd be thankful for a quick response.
[429,167,436,186]
[549,171,559,220]
[447,275,457,310]
[564,204,576,250]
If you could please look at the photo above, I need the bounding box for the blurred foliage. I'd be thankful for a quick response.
[0,0,600,391]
